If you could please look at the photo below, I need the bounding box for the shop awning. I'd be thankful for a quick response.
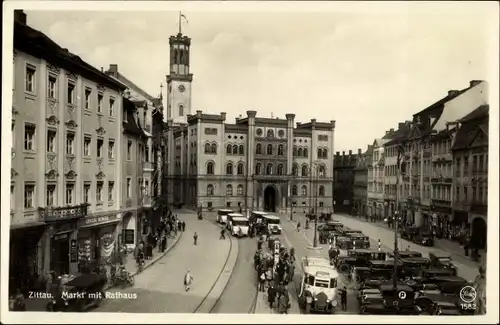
[10,221,46,231]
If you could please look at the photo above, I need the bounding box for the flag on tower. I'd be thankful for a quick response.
[180,13,188,23]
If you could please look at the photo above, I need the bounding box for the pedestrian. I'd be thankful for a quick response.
[277,288,290,314]
[220,228,226,240]
[193,232,198,245]
[182,221,186,232]
[340,286,347,311]
[178,220,182,233]
[184,269,194,291]
[267,282,277,309]
[259,270,266,292]
[161,235,167,252]
[265,268,273,290]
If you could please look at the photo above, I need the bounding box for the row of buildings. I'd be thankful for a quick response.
[334,79,489,251]
[9,11,169,292]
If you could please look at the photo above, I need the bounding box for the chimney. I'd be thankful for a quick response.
[336,151,340,156]
[398,122,405,130]
[448,90,459,97]
[109,64,118,76]
[390,128,394,133]
[342,151,345,156]
[470,80,482,87]
[296,122,302,127]
[14,10,27,25]
[220,112,226,121]
[348,150,352,155]
[358,149,362,155]
[385,130,390,135]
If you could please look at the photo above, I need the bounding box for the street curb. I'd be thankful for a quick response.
[193,218,239,313]
[106,231,184,290]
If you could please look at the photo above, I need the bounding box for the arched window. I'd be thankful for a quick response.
[293,146,297,156]
[292,164,299,176]
[207,184,214,196]
[173,49,179,64]
[179,105,184,116]
[226,185,233,196]
[298,148,303,157]
[255,163,262,175]
[205,143,211,154]
[226,144,232,154]
[267,129,274,138]
[207,162,215,175]
[318,165,326,177]
[291,185,298,196]
[238,145,244,155]
[277,164,284,175]
[319,186,325,196]
[317,148,322,159]
[226,163,233,175]
[179,50,184,64]
[232,145,238,155]
[256,143,262,155]
[322,149,328,159]
[267,144,273,155]
[303,148,308,157]
[266,163,273,175]
[211,143,217,154]
[237,185,244,196]
[278,144,284,156]
[302,165,308,177]
[301,185,308,196]
[237,163,244,175]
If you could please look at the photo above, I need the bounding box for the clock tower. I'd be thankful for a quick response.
[166,30,193,124]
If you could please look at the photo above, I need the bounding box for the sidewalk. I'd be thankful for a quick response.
[95,213,234,313]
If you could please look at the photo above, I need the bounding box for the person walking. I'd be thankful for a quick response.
[340,286,348,311]
[182,221,186,232]
[277,288,291,314]
[258,270,266,292]
[178,220,182,233]
[267,282,277,309]
[193,232,199,246]
[184,270,194,291]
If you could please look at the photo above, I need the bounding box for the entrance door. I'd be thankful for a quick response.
[264,186,277,212]
[51,233,70,275]
[471,217,487,250]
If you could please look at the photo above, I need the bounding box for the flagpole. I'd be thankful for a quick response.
[178,11,182,34]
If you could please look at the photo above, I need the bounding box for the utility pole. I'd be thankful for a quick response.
[312,163,319,248]
[393,143,403,295]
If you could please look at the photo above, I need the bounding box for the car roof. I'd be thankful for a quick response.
[379,283,413,292]
[400,257,430,263]
[350,249,384,253]
[303,264,339,278]
[231,216,248,221]
[349,233,367,237]
[263,215,280,220]
[228,213,244,217]
[218,209,234,212]
[251,211,267,215]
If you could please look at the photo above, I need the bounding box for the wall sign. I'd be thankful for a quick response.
[79,213,119,228]
[124,229,135,244]
[70,239,78,263]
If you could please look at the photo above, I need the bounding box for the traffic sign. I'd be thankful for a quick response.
[398,291,407,299]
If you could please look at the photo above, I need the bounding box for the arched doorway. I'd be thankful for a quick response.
[264,186,277,212]
[471,217,487,250]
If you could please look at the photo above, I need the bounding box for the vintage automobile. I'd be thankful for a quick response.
[61,273,107,312]
[387,250,423,259]
[216,209,235,224]
[415,286,467,315]
[298,257,339,314]
[336,249,387,277]
[359,282,417,315]
[346,233,370,248]
[347,249,387,261]
[399,257,431,277]
[399,226,419,241]
[319,228,342,245]
[429,253,457,276]
[340,228,363,236]
[412,231,434,246]
[420,274,469,295]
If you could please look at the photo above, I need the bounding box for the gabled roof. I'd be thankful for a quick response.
[14,21,126,91]
[123,98,146,137]
[459,104,489,123]
[451,105,489,151]
[364,145,374,156]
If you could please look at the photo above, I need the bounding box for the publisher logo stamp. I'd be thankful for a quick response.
[460,285,477,304]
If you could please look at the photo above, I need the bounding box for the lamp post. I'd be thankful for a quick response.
[393,143,404,294]
[311,162,320,248]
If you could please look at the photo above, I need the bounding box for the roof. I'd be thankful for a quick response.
[251,211,267,215]
[106,70,155,102]
[452,105,489,151]
[459,104,489,122]
[123,98,146,137]
[364,145,374,155]
[383,123,412,146]
[228,213,244,217]
[231,216,249,221]
[263,215,280,220]
[14,21,126,91]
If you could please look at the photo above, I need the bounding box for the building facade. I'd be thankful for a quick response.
[333,150,359,214]
[353,147,370,217]
[10,10,126,293]
[402,80,487,228]
[105,64,165,248]
[451,105,488,250]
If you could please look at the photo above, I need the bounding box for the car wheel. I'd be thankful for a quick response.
[339,264,350,273]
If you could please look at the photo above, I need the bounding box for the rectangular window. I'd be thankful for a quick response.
[479,155,484,173]
[96,182,103,202]
[25,65,36,92]
[108,181,114,202]
[47,130,56,152]
[48,75,57,99]
[24,124,36,151]
[463,158,469,176]
[455,158,461,176]
[66,183,74,205]
[97,139,103,158]
[472,186,477,201]
[472,155,478,174]
[97,94,103,113]
[109,98,115,116]
[463,186,468,202]
[24,184,35,209]
[83,136,91,157]
[478,186,483,203]
[127,140,132,160]
[126,178,132,198]
[83,183,91,203]
[108,140,115,159]
[145,146,149,162]
[85,88,91,110]
[66,133,75,155]
[67,82,75,104]
[46,184,56,207]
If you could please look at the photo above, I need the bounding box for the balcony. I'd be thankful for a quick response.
[143,162,154,171]
[39,203,89,223]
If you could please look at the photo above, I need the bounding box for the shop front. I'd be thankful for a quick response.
[40,204,88,277]
[77,212,121,271]
[429,204,453,239]
[121,210,138,251]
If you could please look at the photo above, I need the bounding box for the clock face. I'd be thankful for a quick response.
[178,85,185,92]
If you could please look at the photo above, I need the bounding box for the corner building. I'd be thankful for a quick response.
[166,112,336,213]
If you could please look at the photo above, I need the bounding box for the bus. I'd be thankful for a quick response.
[250,211,267,225]
[217,209,234,224]
[262,215,282,234]
[227,213,250,237]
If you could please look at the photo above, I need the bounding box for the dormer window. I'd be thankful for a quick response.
[123,108,128,122]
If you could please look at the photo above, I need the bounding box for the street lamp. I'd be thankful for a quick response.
[310,161,321,248]
[392,142,405,295]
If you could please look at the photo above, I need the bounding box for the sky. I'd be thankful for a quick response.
[22,2,496,152]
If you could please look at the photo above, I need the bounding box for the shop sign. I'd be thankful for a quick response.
[40,204,89,223]
[70,239,78,263]
[53,232,69,241]
[124,229,135,244]
[80,214,120,228]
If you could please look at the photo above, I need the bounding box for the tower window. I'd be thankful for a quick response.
[179,104,184,116]
[180,50,184,64]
